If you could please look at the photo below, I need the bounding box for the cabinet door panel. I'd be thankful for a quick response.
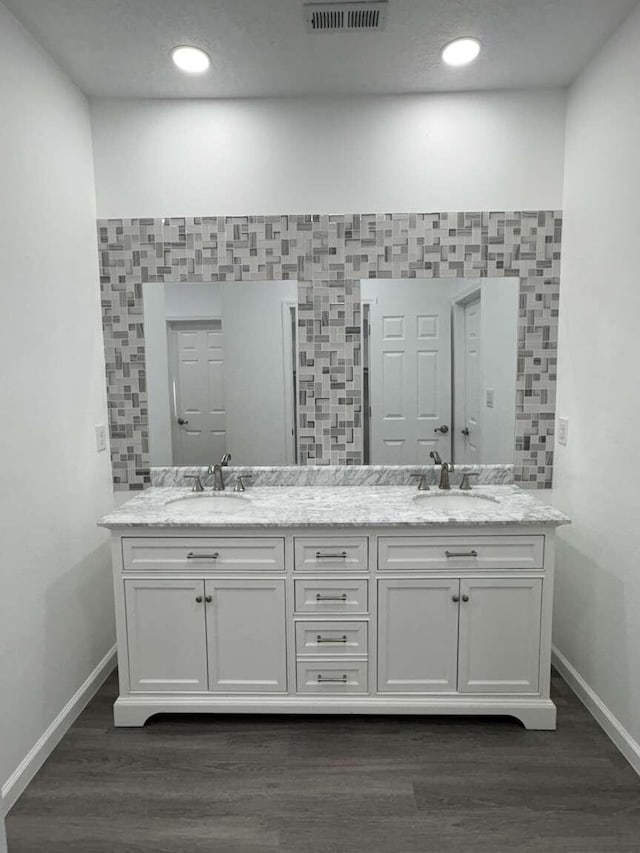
[458,578,542,694]
[124,579,207,693]
[206,579,287,693]
[378,578,459,692]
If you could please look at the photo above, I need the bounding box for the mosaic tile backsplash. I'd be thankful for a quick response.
[98,211,561,490]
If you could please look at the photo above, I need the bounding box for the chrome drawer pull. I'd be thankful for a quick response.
[316,635,348,644]
[315,551,348,559]
[315,593,348,602]
[186,552,220,560]
[317,674,348,683]
[445,550,478,558]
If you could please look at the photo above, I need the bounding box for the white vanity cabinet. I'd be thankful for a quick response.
[123,576,287,694]
[378,576,543,695]
[109,525,558,730]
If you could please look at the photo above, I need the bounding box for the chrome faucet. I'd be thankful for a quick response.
[459,471,479,491]
[438,462,454,490]
[411,472,430,491]
[429,450,454,490]
[208,453,231,491]
[184,474,204,493]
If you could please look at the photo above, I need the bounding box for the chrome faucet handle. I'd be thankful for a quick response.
[410,473,430,491]
[234,475,253,492]
[219,453,232,466]
[459,472,479,491]
[438,462,454,490]
[184,475,204,493]
[429,450,442,466]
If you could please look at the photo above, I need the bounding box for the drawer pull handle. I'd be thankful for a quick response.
[316,635,348,644]
[186,552,220,560]
[315,551,348,559]
[315,593,348,602]
[195,595,203,603]
[462,594,470,603]
[445,550,478,558]
[317,674,348,683]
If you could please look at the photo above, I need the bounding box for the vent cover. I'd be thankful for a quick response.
[305,2,388,33]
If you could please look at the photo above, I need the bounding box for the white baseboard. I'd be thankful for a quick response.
[552,646,640,777]
[1,645,117,815]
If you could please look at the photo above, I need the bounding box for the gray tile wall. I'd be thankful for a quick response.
[98,211,561,490]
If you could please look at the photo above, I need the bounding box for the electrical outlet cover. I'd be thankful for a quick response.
[95,424,107,452]
[558,417,569,446]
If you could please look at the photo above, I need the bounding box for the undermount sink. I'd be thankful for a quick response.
[413,493,498,511]
[166,494,250,515]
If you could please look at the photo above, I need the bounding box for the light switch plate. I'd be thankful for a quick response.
[558,417,569,446]
[486,388,495,408]
[95,424,107,453]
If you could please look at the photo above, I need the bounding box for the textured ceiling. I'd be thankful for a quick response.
[4,0,637,98]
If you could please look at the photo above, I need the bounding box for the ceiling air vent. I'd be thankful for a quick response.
[305,2,388,33]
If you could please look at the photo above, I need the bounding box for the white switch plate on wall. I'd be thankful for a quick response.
[557,417,569,446]
[95,424,107,452]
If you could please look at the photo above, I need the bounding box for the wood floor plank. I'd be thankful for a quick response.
[6,671,640,852]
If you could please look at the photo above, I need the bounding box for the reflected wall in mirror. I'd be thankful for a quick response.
[362,278,518,466]
[143,281,298,466]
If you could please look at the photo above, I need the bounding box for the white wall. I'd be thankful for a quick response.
[90,91,566,218]
[0,0,115,812]
[222,283,298,465]
[554,0,640,757]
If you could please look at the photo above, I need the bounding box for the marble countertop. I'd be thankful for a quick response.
[98,485,570,529]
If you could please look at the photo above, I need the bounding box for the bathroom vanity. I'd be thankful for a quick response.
[99,479,569,730]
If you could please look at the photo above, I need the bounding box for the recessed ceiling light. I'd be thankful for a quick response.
[170,45,210,74]
[441,37,481,67]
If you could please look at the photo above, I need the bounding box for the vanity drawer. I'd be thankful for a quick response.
[294,579,368,614]
[378,535,544,571]
[294,537,368,572]
[122,537,285,572]
[295,621,368,657]
[296,661,368,694]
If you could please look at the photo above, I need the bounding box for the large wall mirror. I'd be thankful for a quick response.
[144,281,298,467]
[362,278,518,466]
[143,277,519,468]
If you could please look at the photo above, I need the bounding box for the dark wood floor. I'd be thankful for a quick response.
[6,671,640,852]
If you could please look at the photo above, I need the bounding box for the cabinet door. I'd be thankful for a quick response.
[377,578,460,692]
[458,578,542,694]
[205,579,287,693]
[124,579,208,693]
